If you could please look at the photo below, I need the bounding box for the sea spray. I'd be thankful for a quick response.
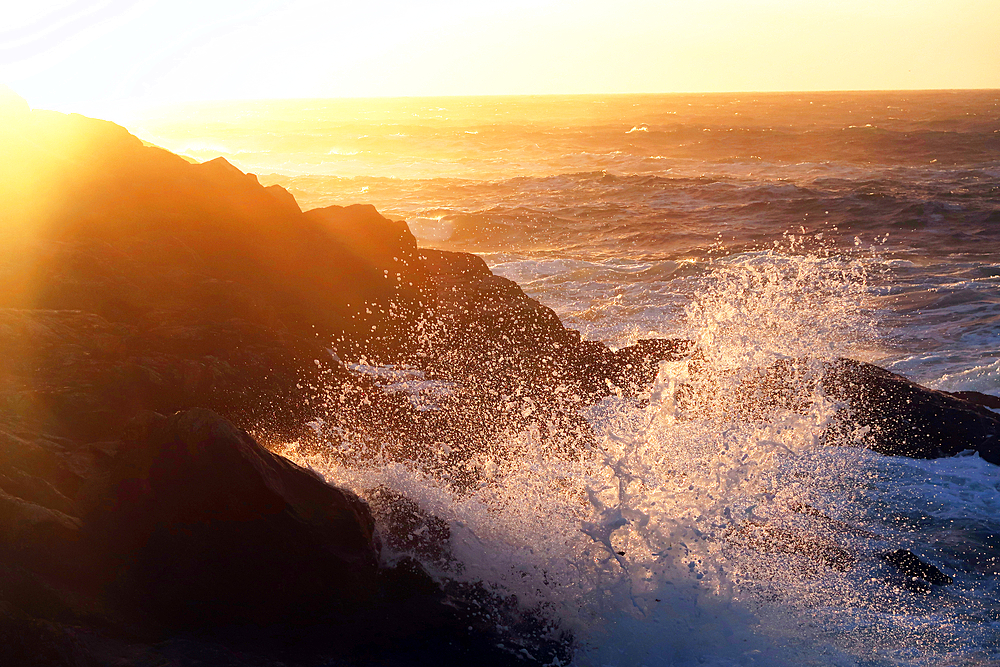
[280,249,887,665]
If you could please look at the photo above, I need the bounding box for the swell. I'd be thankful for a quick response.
[266,168,1000,263]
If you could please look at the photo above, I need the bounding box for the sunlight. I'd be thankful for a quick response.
[2,0,997,118]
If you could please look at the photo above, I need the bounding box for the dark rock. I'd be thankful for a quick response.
[727,523,855,571]
[304,203,418,270]
[414,248,581,383]
[90,408,380,629]
[0,307,335,441]
[949,390,1000,410]
[607,338,695,393]
[677,355,1000,465]
[822,358,1000,464]
[0,407,572,665]
[0,489,81,567]
[673,354,1000,466]
[366,486,453,568]
[881,549,953,589]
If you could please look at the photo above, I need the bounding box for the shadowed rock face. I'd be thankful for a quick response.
[0,408,569,666]
[1,409,382,629]
[90,408,381,628]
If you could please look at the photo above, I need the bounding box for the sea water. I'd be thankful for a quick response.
[130,92,1000,665]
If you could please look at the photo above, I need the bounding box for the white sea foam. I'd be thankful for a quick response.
[347,362,456,411]
[927,358,1000,395]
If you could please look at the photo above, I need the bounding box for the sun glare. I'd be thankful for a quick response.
[1,0,997,119]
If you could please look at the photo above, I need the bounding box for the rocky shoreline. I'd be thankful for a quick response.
[2,101,998,665]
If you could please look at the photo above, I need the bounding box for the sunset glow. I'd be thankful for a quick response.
[2,0,998,120]
[5,0,1000,662]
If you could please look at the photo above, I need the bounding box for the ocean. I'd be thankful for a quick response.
[130,91,1000,666]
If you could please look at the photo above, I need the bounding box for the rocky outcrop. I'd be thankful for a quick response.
[667,354,1000,464]
[822,358,1000,464]
[0,104,588,664]
[0,105,676,450]
[0,409,568,666]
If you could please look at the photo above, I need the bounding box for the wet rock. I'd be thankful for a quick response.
[606,338,695,393]
[881,549,953,593]
[366,486,453,568]
[0,407,572,665]
[675,355,1000,466]
[727,522,855,571]
[822,358,1000,464]
[91,408,380,629]
[949,390,1000,411]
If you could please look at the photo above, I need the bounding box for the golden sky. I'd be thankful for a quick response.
[2,0,998,120]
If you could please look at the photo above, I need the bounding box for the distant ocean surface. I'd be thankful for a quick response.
[132,92,1000,666]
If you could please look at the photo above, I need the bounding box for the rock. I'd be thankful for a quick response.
[948,390,1000,411]
[304,204,419,270]
[727,522,855,571]
[661,353,1000,465]
[414,248,581,382]
[90,409,380,629]
[0,307,334,441]
[265,183,301,211]
[0,106,672,451]
[881,549,953,593]
[0,408,572,665]
[822,358,1000,464]
[366,486,453,569]
[606,338,695,393]
[0,107,415,376]
[367,555,572,667]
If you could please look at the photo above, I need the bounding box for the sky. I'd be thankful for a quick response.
[2,0,998,120]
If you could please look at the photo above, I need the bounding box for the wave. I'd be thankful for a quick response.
[280,250,999,665]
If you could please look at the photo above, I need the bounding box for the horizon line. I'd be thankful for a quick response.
[142,87,1000,106]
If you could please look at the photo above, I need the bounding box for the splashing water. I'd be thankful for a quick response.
[276,249,998,666]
